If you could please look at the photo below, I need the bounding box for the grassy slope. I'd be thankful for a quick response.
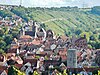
[28,9,100,35]
[1,7,100,35]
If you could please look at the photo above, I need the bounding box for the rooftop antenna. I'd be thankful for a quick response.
[20,0,22,6]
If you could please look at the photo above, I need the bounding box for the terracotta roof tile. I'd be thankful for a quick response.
[75,37,86,42]
[15,64,23,69]
[20,35,33,39]
[0,66,8,71]
[60,35,68,41]
[60,55,67,61]
[23,58,37,65]
[32,39,41,45]
[19,51,27,57]
[11,45,19,49]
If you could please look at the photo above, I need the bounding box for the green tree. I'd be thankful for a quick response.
[0,37,3,41]
[8,66,18,75]
[88,44,92,49]
[95,40,100,49]
[0,40,6,49]
[75,29,82,35]
[80,32,91,42]
[98,35,100,40]
[11,28,20,38]
[91,6,100,15]
[0,28,4,36]
[90,35,96,41]
[89,40,100,49]
[8,66,25,75]
[0,49,4,54]
[4,34,13,45]
[95,51,100,67]
[3,26,9,35]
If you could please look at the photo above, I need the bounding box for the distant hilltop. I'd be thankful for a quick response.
[0,4,19,7]
[0,4,93,9]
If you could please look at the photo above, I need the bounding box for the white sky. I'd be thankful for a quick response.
[0,0,100,7]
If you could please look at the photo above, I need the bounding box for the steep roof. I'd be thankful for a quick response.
[0,66,7,74]
[75,37,86,43]
[32,39,41,45]
[60,63,66,67]
[20,35,33,39]
[23,58,37,65]
[36,32,44,37]
[15,64,23,69]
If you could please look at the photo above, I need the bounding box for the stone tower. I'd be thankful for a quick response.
[67,49,77,68]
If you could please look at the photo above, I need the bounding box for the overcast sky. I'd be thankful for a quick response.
[0,0,100,7]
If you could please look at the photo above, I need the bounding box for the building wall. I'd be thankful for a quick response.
[67,49,77,68]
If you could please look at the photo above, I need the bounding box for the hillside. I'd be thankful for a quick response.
[9,7,100,36]
[0,6,100,49]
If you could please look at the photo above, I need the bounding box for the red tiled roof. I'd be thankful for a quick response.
[0,66,8,74]
[75,37,86,43]
[20,35,33,39]
[58,48,67,56]
[77,52,82,57]
[77,57,82,62]
[0,66,7,70]
[19,51,27,57]
[0,54,4,62]
[60,35,68,41]
[15,64,23,69]
[23,58,37,64]
[11,45,19,49]
[6,53,16,59]
[7,49,17,53]
[32,39,41,45]
[60,55,67,61]
[44,60,59,66]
